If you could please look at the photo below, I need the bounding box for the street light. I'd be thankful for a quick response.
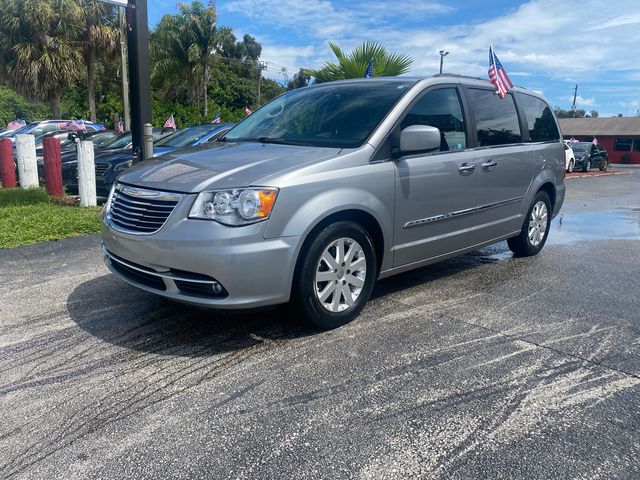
[439,50,449,74]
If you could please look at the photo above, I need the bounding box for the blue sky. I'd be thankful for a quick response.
[147,0,640,117]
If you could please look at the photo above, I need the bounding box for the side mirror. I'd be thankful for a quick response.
[399,125,441,153]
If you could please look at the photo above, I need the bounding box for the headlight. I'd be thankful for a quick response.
[113,160,132,172]
[189,188,278,226]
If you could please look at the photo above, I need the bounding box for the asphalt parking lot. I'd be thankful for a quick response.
[1,168,639,479]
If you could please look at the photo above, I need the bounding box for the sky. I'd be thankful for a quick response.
[147,0,640,117]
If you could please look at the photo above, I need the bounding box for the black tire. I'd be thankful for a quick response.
[599,159,608,172]
[291,221,377,330]
[567,159,574,173]
[582,160,591,173]
[507,191,552,257]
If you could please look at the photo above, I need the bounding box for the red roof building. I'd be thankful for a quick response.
[558,117,640,164]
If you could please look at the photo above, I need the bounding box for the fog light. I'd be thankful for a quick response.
[213,283,223,294]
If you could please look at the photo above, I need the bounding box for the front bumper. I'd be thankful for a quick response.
[101,198,301,309]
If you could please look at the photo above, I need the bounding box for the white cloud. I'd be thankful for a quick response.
[566,95,597,107]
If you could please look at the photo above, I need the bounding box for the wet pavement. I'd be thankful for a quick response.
[1,169,639,479]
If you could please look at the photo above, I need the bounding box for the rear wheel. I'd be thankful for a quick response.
[583,160,591,173]
[291,221,377,329]
[507,191,551,257]
[567,159,574,173]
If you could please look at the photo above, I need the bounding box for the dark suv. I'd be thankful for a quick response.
[571,142,608,172]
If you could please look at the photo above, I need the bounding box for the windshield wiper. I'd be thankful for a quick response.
[256,137,314,146]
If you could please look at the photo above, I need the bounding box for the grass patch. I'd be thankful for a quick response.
[0,188,102,249]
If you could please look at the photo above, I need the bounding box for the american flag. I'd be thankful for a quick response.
[7,119,26,130]
[164,114,176,130]
[244,106,252,116]
[592,137,598,145]
[211,109,221,124]
[115,120,124,134]
[488,46,513,99]
[364,59,374,78]
[68,119,87,131]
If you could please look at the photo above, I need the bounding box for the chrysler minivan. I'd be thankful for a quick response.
[101,75,565,329]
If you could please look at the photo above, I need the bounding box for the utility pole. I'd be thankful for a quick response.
[257,62,267,105]
[439,50,449,74]
[125,0,152,163]
[571,84,578,118]
[119,6,130,131]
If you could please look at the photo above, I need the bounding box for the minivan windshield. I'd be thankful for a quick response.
[223,80,416,148]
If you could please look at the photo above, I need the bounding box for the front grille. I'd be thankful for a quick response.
[95,163,109,177]
[108,184,181,234]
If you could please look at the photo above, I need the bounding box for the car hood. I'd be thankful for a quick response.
[118,142,342,193]
[95,148,132,163]
[151,146,177,157]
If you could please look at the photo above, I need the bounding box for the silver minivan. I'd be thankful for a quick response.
[102,75,565,329]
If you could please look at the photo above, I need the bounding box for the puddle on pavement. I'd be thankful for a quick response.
[479,209,640,261]
[548,210,640,245]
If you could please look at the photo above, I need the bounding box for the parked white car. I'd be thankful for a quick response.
[563,141,575,173]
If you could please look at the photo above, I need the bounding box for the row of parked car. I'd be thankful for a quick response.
[1,120,234,196]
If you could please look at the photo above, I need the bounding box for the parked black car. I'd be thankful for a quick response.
[571,142,609,172]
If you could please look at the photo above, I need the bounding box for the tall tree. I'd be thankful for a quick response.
[78,0,118,122]
[0,0,82,117]
[179,1,226,117]
[306,41,413,83]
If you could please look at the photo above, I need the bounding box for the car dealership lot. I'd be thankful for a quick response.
[1,170,639,479]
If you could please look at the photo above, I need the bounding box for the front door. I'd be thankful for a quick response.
[393,87,480,267]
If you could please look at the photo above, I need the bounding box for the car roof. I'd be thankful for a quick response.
[305,74,547,102]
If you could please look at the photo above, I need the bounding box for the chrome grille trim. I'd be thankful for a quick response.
[106,183,183,235]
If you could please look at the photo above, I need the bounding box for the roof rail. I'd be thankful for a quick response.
[432,73,487,81]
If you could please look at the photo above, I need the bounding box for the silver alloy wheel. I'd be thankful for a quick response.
[314,237,367,312]
[528,201,548,247]
[568,159,574,173]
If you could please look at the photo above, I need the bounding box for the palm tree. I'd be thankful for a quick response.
[77,0,118,122]
[179,1,228,117]
[306,41,413,83]
[0,0,82,117]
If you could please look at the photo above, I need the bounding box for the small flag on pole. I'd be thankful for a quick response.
[592,137,598,145]
[244,106,252,116]
[164,114,176,130]
[68,119,87,131]
[6,119,26,130]
[211,109,221,124]
[488,46,513,99]
[364,59,374,78]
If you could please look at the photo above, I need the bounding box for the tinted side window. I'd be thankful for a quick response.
[467,88,521,146]
[518,94,560,142]
[401,88,466,151]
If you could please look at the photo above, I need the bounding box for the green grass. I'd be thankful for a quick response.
[0,188,102,249]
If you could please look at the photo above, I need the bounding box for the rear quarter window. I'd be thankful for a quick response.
[518,93,560,142]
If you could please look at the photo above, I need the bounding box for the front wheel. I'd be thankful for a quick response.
[291,221,377,329]
[507,191,551,257]
[599,159,608,172]
[567,159,574,173]
[583,160,591,173]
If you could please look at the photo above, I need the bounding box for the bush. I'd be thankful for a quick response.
[0,87,50,126]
